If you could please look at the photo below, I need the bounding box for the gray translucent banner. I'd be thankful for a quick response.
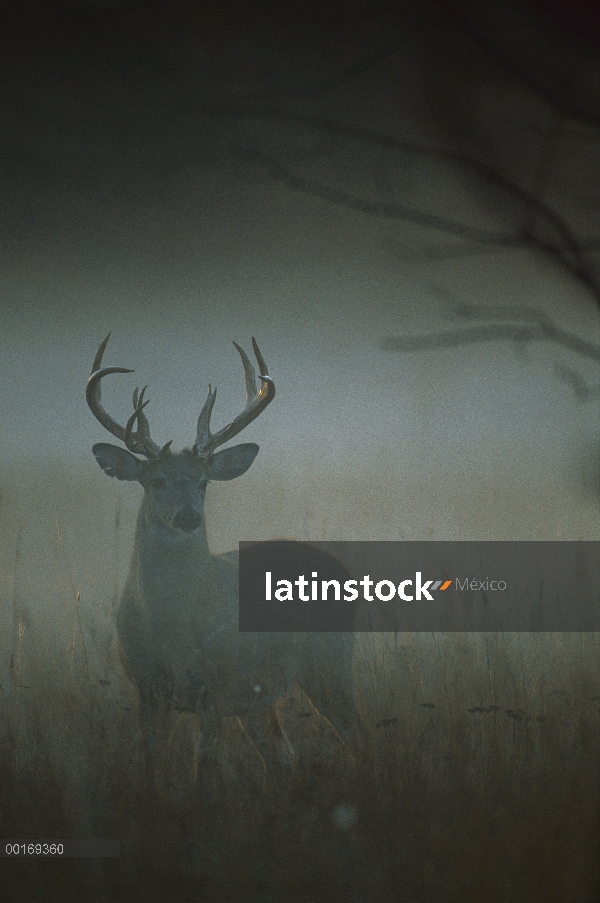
[238,541,599,632]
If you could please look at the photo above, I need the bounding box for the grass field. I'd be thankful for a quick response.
[0,462,598,902]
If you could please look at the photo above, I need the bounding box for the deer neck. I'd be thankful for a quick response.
[128,496,217,618]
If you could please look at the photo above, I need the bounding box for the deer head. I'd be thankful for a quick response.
[86,334,275,533]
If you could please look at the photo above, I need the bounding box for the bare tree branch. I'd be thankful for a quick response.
[380,300,600,401]
[380,323,600,362]
[433,0,600,129]
[380,301,599,361]
[199,105,600,307]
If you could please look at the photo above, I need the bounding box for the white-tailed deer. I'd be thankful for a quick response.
[87,334,361,782]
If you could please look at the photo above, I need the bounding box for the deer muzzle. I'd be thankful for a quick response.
[172,506,202,533]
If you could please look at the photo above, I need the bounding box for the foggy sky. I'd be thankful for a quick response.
[0,0,598,537]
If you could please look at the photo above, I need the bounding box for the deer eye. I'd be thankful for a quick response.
[148,477,166,490]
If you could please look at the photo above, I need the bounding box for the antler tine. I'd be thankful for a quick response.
[86,334,162,459]
[251,336,268,380]
[86,334,134,445]
[91,332,112,374]
[124,400,157,457]
[193,338,275,458]
[233,341,258,401]
[125,385,167,457]
[132,386,152,440]
[194,385,217,452]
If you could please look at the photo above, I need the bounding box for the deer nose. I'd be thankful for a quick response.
[172,506,202,532]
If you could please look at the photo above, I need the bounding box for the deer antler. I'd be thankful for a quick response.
[193,338,275,458]
[86,333,171,459]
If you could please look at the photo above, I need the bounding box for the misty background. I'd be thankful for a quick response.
[0,2,599,901]
[0,0,597,545]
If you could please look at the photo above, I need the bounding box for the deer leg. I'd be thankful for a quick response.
[138,689,176,794]
[301,664,365,763]
[239,699,296,770]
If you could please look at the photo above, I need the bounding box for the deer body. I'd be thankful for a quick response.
[118,501,304,720]
[87,335,360,778]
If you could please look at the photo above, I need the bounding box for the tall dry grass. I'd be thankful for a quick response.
[0,463,598,902]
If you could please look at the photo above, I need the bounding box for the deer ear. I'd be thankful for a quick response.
[92,443,145,481]
[206,443,259,481]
